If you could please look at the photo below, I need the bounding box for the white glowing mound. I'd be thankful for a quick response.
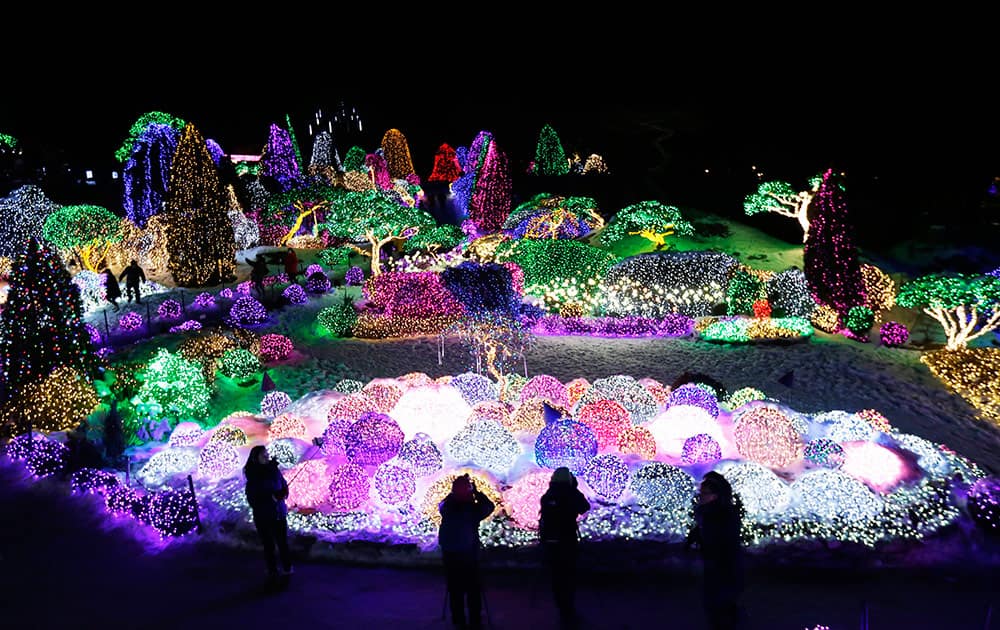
[646,405,725,457]
[716,461,791,519]
[391,384,471,442]
[791,469,883,522]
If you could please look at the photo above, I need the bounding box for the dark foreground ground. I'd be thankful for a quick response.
[2,461,998,630]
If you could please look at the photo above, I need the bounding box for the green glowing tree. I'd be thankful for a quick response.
[343,146,367,172]
[533,124,569,176]
[404,224,465,255]
[114,111,186,163]
[42,205,123,272]
[743,175,822,243]
[897,274,1000,350]
[601,201,694,249]
[285,113,304,173]
[0,133,18,151]
[494,239,618,313]
[136,348,211,424]
[726,268,766,316]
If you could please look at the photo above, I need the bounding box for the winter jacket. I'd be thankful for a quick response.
[244,461,290,521]
[539,485,590,544]
[104,270,122,300]
[438,491,495,554]
[119,264,146,287]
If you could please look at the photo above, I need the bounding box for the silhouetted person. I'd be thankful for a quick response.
[102,267,121,311]
[244,445,293,583]
[119,260,146,304]
[686,471,745,630]
[283,248,300,283]
[438,474,494,629]
[539,466,590,628]
[65,421,102,473]
[246,255,269,297]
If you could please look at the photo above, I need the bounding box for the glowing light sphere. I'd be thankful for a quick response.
[282,283,308,305]
[534,419,598,474]
[105,484,138,516]
[647,405,724,458]
[219,288,234,299]
[258,334,294,363]
[119,311,144,331]
[197,441,240,479]
[505,398,549,434]
[287,459,333,509]
[968,476,1000,532]
[826,414,876,443]
[640,379,671,406]
[167,421,204,448]
[727,387,767,408]
[630,462,697,513]
[361,382,404,413]
[681,434,722,465]
[328,462,371,512]
[841,442,908,493]
[192,292,215,309]
[577,400,630,450]
[267,438,304,468]
[334,379,365,394]
[391,385,470,442]
[791,469,883,522]
[398,433,443,476]
[24,439,69,478]
[468,400,511,426]
[320,416,351,457]
[131,492,154,524]
[804,438,846,469]
[150,489,199,537]
[420,471,502,524]
[228,296,268,326]
[856,409,891,433]
[268,413,309,441]
[733,406,802,469]
[879,321,909,347]
[305,272,331,294]
[894,434,949,477]
[208,425,248,447]
[582,454,630,500]
[450,372,498,406]
[345,412,405,466]
[4,434,45,460]
[138,448,199,486]
[502,470,552,529]
[70,468,120,495]
[236,281,253,296]
[519,374,569,409]
[398,372,435,388]
[667,383,720,418]
[448,419,522,473]
[305,263,324,277]
[374,462,417,506]
[157,299,183,320]
[260,391,293,417]
[577,375,659,425]
[565,378,590,407]
[345,266,364,286]
[327,393,377,424]
[617,426,657,459]
[716,461,791,518]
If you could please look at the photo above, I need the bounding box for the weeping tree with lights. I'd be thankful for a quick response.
[0,237,98,434]
[897,274,1000,350]
[601,201,695,250]
[381,128,415,179]
[122,123,180,229]
[114,111,186,163]
[42,205,124,272]
[163,123,237,287]
[440,312,534,399]
[803,169,866,318]
[260,123,301,191]
[743,174,822,243]
[428,143,462,183]
[468,141,512,234]
[532,124,570,176]
[0,185,61,260]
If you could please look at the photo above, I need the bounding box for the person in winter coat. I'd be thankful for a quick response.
[118,260,146,304]
[438,473,495,629]
[538,467,591,627]
[244,445,293,581]
[102,268,121,311]
[686,471,745,630]
[283,248,300,283]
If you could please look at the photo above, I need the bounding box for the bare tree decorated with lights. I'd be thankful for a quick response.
[439,312,534,399]
[897,273,1000,350]
[743,174,822,242]
[601,201,694,250]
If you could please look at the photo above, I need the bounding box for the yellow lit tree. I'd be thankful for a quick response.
[380,128,415,179]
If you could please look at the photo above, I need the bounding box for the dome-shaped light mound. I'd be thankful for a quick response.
[268,413,309,442]
[826,414,876,443]
[421,471,503,524]
[791,469,883,522]
[681,434,722,465]
[25,439,69,478]
[715,461,791,519]
[804,438,846,469]
[616,426,657,459]
[639,378,671,406]
[565,378,590,407]
[361,382,405,413]
[345,412,405,466]
[374,462,417,506]
[70,468,121,495]
[502,470,552,529]
[733,406,802,469]
[208,425,248,447]
[391,385,471,442]
[577,400,630,450]
[197,442,241,479]
[260,391,293,417]
[326,393,379,424]
[320,416,351,457]
[535,419,598,474]
[519,374,569,410]
[577,375,659,425]
[398,433,443,476]
[328,462,371,512]
[841,442,909,493]
[447,420,522,474]
[582,454,630,500]
[727,387,767,409]
[667,383,720,418]
[450,372,498,406]
[287,459,333,510]
[138,448,199,486]
[267,438,308,468]
[467,400,511,426]
[647,405,724,458]
[629,463,697,529]
[507,398,551,434]
[168,422,205,448]
[893,434,949,478]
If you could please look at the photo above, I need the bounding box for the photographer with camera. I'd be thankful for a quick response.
[438,473,495,629]
[244,445,293,584]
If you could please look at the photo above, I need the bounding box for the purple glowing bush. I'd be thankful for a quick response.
[305,272,332,294]
[150,489,200,537]
[118,311,143,331]
[236,281,253,296]
[259,333,294,361]
[260,391,293,417]
[320,416,352,457]
[24,438,69,478]
[364,271,464,317]
[345,266,364,286]
[70,468,121,495]
[157,299,183,320]
[169,320,202,333]
[344,412,405,466]
[968,476,1000,533]
[531,315,694,338]
[105,484,138,516]
[667,383,720,418]
[879,321,909,347]
[228,296,268,327]
[305,263,324,277]
[519,374,569,409]
[374,462,417,505]
[4,434,44,460]
[328,462,371,512]
[582,454,630,500]
[680,433,722,465]
[192,292,216,309]
[534,419,598,474]
[85,323,102,345]
[659,313,696,336]
[283,283,308,304]
[219,288,234,299]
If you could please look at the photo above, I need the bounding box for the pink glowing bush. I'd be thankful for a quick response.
[219,288,234,299]
[841,442,909,493]
[582,454,630,500]
[305,263,324,277]
[328,462,371,512]
[259,333,294,362]
[268,413,309,441]
[519,374,569,409]
[157,299,183,320]
[968,476,1000,533]
[363,271,464,317]
[305,272,331,294]
[879,321,909,347]
[287,459,333,509]
[577,400,630,450]
[192,292,216,309]
[118,311,143,331]
[236,281,253,296]
[374,462,416,505]
[502,471,552,529]
[344,412,405,466]
[24,438,69,478]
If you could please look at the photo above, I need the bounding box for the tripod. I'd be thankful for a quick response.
[440,570,493,628]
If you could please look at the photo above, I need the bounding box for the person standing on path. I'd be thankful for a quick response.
[118,260,146,304]
[438,474,495,629]
[538,466,591,628]
[101,267,122,311]
[244,445,293,584]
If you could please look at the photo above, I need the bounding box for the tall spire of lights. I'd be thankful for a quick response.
[803,169,865,317]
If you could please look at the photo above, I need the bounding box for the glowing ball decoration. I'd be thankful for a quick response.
[804,438,846,469]
[219,288,234,299]
[150,489,199,537]
[856,409,892,433]
[260,391,293,417]
[282,283,308,305]
[391,385,471,442]
[192,292,215,309]
[258,333,294,363]
[70,468,120,495]
[630,462,697,513]
[345,412,405,466]
[841,442,909,493]
[305,272,331,294]
[681,434,722,465]
[502,470,552,529]
[617,426,657,460]
[267,438,304,468]
[4,434,44,460]
[228,296,268,326]
[519,374,569,409]
[24,438,69,478]
[640,378,671,406]
[197,441,241,479]
[157,299,183,320]
[328,462,371,512]
[268,413,309,442]
[420,471,503,524]
[374,462,417,506]
[327,393,378,424]
[577,375,659,425]
[320,416,351,457]
[450,372,498,407]
[826,414,876,443]
[727,387,767,409]
[398,433,443,476]
[208,425,248,447]
[447,419,522,474]
[791,469,883,522]
[879,321,909,347]
[967,477,1000,533]
[667,383,720,418]
[399,372,435,388]
[577,400,630,450]
[534,419,598,474]
[119,310,144,331]
[334,379,365,394]
[305,263,324,277]
[361,382,404,413]
[716,461,791,519]
[345,266,364,286]
[287,459,334,510]
[565,378,590,407]
[105,484,138,516]
[468,400,511,426]
[219,348,260,381]
[647,405,725,459]
[733,406,803,469]
[582,454,631,500]
[507,398,550,434]
[138,447,199,487]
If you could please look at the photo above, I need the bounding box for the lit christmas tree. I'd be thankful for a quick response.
[0,185,61,260]
[163,123,236,287]
[452,131,494,217]
[803,169,865,316]
[533,124,569,176]
[122,123,179,229]
[260,123,301,191]
[468,141,512,234]
[428,143,462,183]
[380,128,415,179]
[0,237,98,427]
[343,145,367,172]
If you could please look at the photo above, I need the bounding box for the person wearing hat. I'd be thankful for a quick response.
[538,466,591,628]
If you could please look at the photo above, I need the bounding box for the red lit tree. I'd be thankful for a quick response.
[468,142,512,234]
[380,128,415,179]
[428,143,462,183]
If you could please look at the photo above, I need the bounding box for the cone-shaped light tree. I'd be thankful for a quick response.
[428,143,462,183]
[123,123,179,229]
[533,124,569,176]
[452,131,494,217]
[285,113,304,174]
[163,123,236,287]
[381,128,415,179]
[260,123,301,191]
[468,142,512,234]
[0,185,61,259]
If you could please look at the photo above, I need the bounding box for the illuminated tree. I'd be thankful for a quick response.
[468,141,512,234]
[441,312,534,394]
[582,154,609,174]
[743,174,822,242]
[122,123,179,229]
[163,123,237,287]
[136,348,211,423]
[0,366,98,434]
[727,268,766,316]
[533,124,570,176]
[366,152,393,190]
[114,111,186,163]
[601,201,694,249]
[260,124,301,191]
[897,274,1000,350]
[0,133,18,152]
[0,237,97,423]
[285,113,304,173]
[428,143,462,183]
[803,170,865,316]
[310,131,334,169]
[42,205,123,272]
[0,185,61,259]
[503,194,604,240]
[452,131,494,217]
[381,128,415,179]
[404,224,465,256]
[343,145,367,172]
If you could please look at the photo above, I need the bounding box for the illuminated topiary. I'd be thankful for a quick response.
[23,437,70,478]
[428,143,462,183]
[137,349,210,422]
[967,476,1000,533]
[218,348,260,381]
[283,283,308,304]
[317,300,357,337]
[328,462,371,512]
[667,383,720,418]
[844,306,874,336]
[0,366,99,433]
[503,194,604,240]
[532,124,569,176]
[398,433,443,476]
[228,296,268,327]
[577,400,630,450]
[421,470,502,525]
[157,299,183,321]
[42,204,124,273]
[115,111,186,163]
[765,268,815,318]
[344,412,404,466]
[879,321,909,347]
[601,201,694,250]
[70,468,121,495]
[150,489,199,537]
[743,177,819,242]
[582,454,630,500]
[861,263,896,316]
[447,419,522,473]
[791,469,883,522]
[726,268,766,316]
[209,424,248,447]
[259,334,294,362]
[728,387,767,408]
[168,422,204,447]
[810,303,840,333]
[716,461,791,519]
[577,375,659,425]
[534,419,598,473]
[495,238,616,313]
[138,448,199,486]
[268,413,308,441]
[680,434,722,465]
[616,426,657,459]
[897,273,1000,350]
[197,441,240,479]
[380,128,415,179]
[374,462,417,506]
